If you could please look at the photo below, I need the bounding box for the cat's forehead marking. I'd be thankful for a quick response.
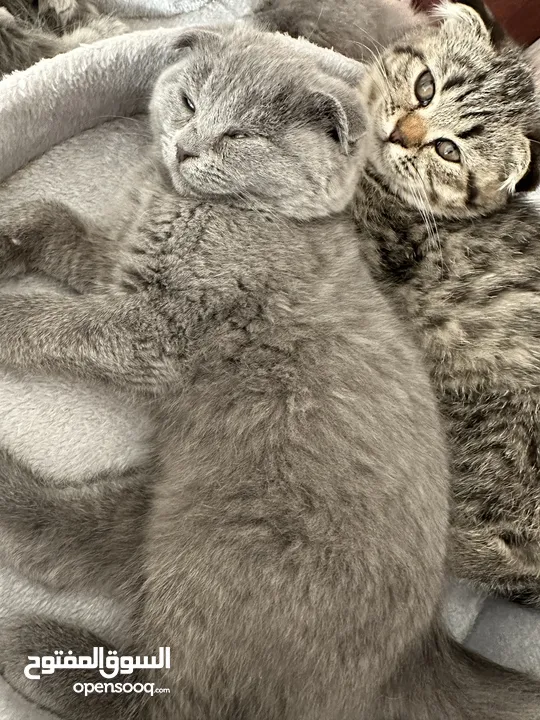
[392,45,426,64]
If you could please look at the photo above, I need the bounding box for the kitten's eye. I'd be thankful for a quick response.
[183,94,196,113]
[226,130,250,139]
[415,70,435,107]
[435,139,461,163]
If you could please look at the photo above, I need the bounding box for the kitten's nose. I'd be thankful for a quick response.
[388,114,427,149]
[388,125,406,147]
[176,146,199,164]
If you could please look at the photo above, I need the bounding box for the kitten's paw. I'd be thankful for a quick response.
[0,618,129,720]
[39,0,99,31]
[450,523,540,606]
[0,204,45,248]
[0,202,69,278]
[69,15,129,44]
[1,200,74,240]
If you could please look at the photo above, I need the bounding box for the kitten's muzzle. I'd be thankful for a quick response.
[388,114,427,149]
[388,126,407,147]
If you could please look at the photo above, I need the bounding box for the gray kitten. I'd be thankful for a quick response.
[255,0,422,62]
[0,25,539,720]
[291,0,540,604]
[0,0,125,76]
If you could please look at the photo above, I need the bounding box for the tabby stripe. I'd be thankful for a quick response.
[426,167,439,205]
[466,171,479,206]
[455,87,477,104]
[392,45,425,62]
[457,124,485,140]
[442,75,467,92]
[473,72,488,85]
[364,164,394,195]
[452,57,477,74]
[461,109,496,120]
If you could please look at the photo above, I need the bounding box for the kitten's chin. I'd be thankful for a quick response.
[170,173,204,198]
[366,145,439,213]
[366,146,408,197]
[169,171,227,201]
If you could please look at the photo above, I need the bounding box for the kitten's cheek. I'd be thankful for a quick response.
[386,143,403,165]
[361,74,377,109]
[161,142,178,176]
[381,117,397,142]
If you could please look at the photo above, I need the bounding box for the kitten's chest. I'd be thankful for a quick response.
[366,209,540,379]
[120,198,278,333]
[382,218,540,316]
[122,199,238,287]
[361,217,448,298]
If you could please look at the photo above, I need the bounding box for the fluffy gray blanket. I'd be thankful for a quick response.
[0,4,539,718]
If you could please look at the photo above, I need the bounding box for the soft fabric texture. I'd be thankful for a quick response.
[0,4,539,718]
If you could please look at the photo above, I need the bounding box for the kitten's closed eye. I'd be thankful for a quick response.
[183,94,196,113]
[225,130,252,140]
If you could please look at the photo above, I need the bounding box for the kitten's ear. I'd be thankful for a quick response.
[275,34,365,87]
[437,1,507,49]
[173,27,223,53]
[311,92,363,153]
[515,130,540,193]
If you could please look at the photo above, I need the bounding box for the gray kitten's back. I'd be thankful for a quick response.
[135,192,449,719]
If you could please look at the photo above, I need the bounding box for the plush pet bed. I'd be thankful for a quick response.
[0,4,540,718]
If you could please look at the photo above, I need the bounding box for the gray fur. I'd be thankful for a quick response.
[0,24,539,720]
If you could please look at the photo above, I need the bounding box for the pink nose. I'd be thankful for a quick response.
[388,125,406,147]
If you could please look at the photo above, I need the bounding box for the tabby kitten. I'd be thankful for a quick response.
[352,0,540,604]
[0,24,539,720]
[0,0,125,76]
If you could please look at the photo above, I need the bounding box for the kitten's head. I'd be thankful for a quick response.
[361,0,540,218]
[150,27,365,219]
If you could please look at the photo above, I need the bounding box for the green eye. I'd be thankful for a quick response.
[415,70,435,106]
[435,139,461,163]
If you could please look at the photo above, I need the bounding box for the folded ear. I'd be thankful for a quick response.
[172,27,224,53]
[515,130,540,193]
[434,1,508,49]
[310,92,364,153]
[275,33,366,88]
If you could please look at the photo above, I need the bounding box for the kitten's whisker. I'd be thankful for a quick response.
[350,40,389,87]
[416,187,438,245]
[349,41,391,98]
[350,21,386,52]
[410,187,433,241]
[417,180,440,244]
[412,170,447,274]
[95,114,144,123]
[306,1,326,42]
[407,180,436,244]
[349,40,383,66]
